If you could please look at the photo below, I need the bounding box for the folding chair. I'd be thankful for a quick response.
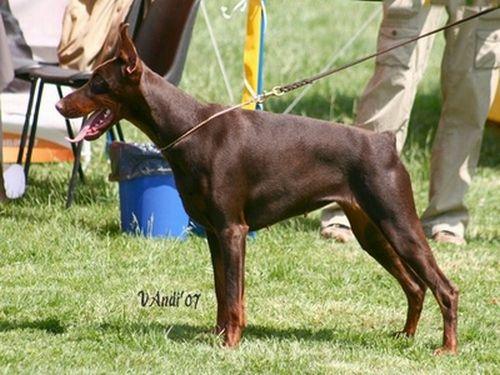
[6,0,146,207]
[6,0,199,207]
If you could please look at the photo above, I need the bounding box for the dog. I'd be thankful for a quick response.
[56,24,458,354]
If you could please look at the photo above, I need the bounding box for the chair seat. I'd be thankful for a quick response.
[13,57,41,71]
[13,57,42,79]
[27,66,90,87]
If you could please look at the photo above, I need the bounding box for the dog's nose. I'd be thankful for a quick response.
[55,100,64,114]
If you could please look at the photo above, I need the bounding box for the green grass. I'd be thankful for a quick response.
[1,1,499,373]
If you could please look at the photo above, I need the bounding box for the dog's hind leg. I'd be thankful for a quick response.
[376,218,458,355]
[352,160,458,354]
[339,201,427,338]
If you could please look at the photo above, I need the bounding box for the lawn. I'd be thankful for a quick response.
[0,1,499,373]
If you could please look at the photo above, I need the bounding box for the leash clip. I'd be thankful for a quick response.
[255,86,285,104]
[270,86,285,97]
[255,94,266,104]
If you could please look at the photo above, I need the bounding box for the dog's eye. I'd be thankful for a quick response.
[89,75,109,95]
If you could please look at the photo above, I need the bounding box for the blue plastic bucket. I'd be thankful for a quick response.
[119,174,189,238]
[110,142,189,239]
[110,142,255,239]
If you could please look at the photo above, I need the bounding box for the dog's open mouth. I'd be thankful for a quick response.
[66,108,115,142]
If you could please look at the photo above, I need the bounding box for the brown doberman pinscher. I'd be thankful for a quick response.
[56,25,458,354]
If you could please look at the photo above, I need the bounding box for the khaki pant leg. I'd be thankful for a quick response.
[58,0,133,70]
[421,5,500,238]
[321,2,444,230]
[357,3,444,151]
[0,107,5,202]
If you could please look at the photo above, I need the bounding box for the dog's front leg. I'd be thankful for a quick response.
[217,223,248,347]
[206,231,228,335]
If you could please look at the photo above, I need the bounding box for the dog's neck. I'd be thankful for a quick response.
[126,65,206,149]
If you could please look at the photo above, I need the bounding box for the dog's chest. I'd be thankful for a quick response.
[170,164,211,226]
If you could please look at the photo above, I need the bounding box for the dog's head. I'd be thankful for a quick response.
[56,24,143,142]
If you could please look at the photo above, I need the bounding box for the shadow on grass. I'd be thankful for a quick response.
[0,318,65,334]
[244,324,420,350]
[8,172,114,209]
[83,220,122,237]
[98,321,206,341]
[98,321,341,343]
[96,320,416,349]
[246,324,346,342]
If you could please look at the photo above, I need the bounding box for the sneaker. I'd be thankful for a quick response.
[320,223,354,243]
[3,164,26,199]
[432,230,466,245]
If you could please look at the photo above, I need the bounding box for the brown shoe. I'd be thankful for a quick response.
[432,230,466,245]
[320,224,354,243]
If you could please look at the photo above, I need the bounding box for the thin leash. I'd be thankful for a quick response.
[283,7,382,114]
[161,5,499,151]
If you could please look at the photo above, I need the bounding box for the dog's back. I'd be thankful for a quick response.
[171,107,400,230]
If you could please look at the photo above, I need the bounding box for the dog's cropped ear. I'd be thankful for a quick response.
[117,23,142,81]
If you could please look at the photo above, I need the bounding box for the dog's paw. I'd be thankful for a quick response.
[222,325,242,348]
[433,346,458,356]
[392,330,414,339]
[222,338,240,349]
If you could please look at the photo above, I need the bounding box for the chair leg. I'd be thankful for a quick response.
[116,121,125,142]
[17,78,38,164]
[24,80,45,178]
[56,85,85,182]
[108,127,116,142]
[66,119,85,209]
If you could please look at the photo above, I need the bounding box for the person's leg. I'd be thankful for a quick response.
[0,105,26,201]
[356,3,444,149]
[0,15,12,202]
[321,2,444,241]
[320,205,352,242]
[421,3,500,244]
[0,107,6,202]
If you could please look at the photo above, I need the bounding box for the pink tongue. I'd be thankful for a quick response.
[65,123,91,143]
